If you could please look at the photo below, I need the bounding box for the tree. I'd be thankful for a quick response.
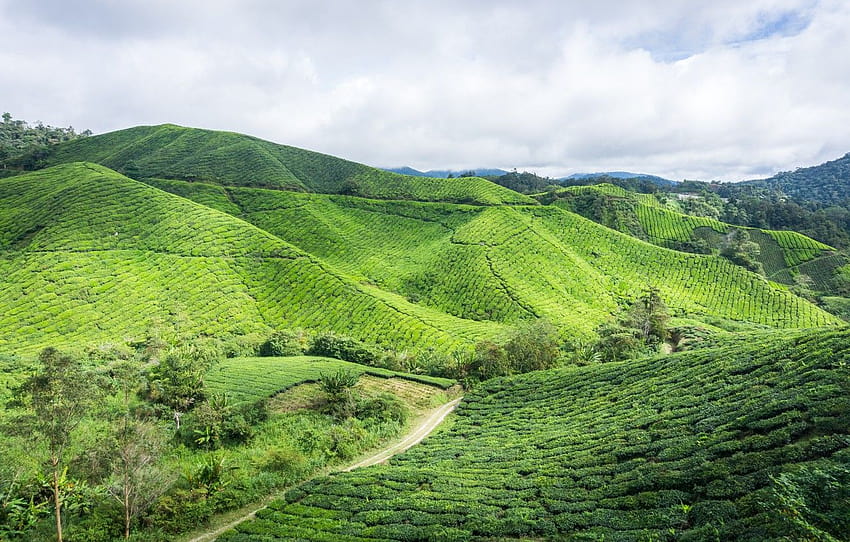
[15,348,103,542]
[107,361,173,539]
[319,369,359,419]
[720,229,764,274]
[625,286,670,345]
[145,346,215,429]
[503,319,561,373]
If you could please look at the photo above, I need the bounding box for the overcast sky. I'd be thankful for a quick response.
[2,0,849,180]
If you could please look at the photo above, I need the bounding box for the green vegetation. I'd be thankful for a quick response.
[0,113,90,174]
[0,343,453,541]
[222,328,850,541]
[0,163,502,355]
[147,178,839,339]
[33,124,534,205]
[547,183,834,285]
[206,356,455,404]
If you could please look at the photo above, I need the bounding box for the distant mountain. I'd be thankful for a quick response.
[742,152,850,205]
[384,167,509,178]
[563,171,677,186]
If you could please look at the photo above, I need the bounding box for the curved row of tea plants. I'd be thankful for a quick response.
[221,328,850,541]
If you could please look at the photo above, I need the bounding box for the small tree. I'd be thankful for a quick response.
[15,348,103,542]
[108,361,173,539]
[503,319,561,373]
[319,369,359,419]
[625,286,670,345]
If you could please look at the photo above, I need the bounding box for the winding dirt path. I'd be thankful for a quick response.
[186,397,462,542]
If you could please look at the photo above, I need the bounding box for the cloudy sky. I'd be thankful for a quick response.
[2,0,849,180]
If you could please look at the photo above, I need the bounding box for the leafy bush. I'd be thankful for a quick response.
[259,329,309,357]
[308,333,379,366]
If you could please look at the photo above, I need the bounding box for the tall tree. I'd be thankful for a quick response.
[15,348,102,542]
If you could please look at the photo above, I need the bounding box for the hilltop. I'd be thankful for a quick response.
[29,124,533,205]
[744,152,850,205]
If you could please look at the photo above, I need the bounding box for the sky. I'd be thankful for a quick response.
[1,0,849,181]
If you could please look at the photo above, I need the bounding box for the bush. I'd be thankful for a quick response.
[308,333,379,366]
[357,393,409,425]
[259,329,309,357]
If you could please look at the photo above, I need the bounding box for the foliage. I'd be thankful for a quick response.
[318,369,360,420]
[260,329,309,357]
[12,347,105,542]
[0,112,90,171]
[35,123,534,205]
[720,228,764,274]
[308,333,380,366]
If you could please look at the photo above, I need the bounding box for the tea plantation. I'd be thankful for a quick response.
[37,124,534,205]
[206,356,455,403]
[550,184,834,284]
[221,328,850,541]
[0,163,502,353]
[147,179,839,337]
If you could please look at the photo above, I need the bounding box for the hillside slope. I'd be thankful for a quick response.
[0,163,503,353]
[144,179,840,335]
[747,152,850,205]
[547,184,835,284]
[222,328,850,541]
[35,124,535,205]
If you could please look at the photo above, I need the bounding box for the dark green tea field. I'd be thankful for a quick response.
[222,329,850,541]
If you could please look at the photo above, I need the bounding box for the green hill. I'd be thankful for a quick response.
[747,152,850,206]
[546,184,835,284]
[143,178,840,336]
[221,328,850,541]
[0,163,503,354]
[35,124,534,205]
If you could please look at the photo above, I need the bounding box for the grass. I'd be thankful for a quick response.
[220,328,850,541]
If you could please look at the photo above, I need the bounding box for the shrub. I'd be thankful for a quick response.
[308,333,380,366]
[259,329,309,357]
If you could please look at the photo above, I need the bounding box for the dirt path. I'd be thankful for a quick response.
[186,397,462,542]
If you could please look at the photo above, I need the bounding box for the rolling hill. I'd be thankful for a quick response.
[220,328,850,541]
[744,152,850,205]
[142,178,839,337]
[0,125,841,356]
[546,184,837,285]
[33,124,534,205]
[0,163,503,354]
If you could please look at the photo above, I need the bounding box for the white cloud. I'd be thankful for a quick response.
[1,0,848,180]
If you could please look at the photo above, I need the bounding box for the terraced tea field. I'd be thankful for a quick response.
[221,328,850,541]
[146,179,840,337]
[0,164,504,353]
[551,184,834,285]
